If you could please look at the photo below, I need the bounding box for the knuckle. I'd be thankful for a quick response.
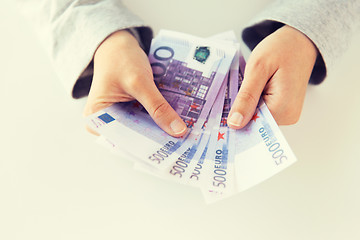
[247,57,267,73]
[151,101,172,120]
[237,91,258,107]
[246,54,276,78]
[265,94,302,126]
[287,111,301,125]
[124,73,143,91]
[281,116,300,125]
[277,106,301,125]
[285,101,302,124]
[124,69,153,92]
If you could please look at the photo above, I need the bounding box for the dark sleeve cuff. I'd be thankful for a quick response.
[242,20,326,85]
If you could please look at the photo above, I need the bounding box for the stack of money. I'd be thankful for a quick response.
[87,30,297,203]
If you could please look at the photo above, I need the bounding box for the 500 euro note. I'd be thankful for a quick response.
[86,30,236,172]
[153,32,240,185]
[201,54,297,203]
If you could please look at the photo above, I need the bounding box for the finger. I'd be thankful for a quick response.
[263,69,305,125]
[85,125,100,136]
[83,78,135,117]
[227,56,277,129]
[131,82,187,137]
[83,76,135,135]
[83,92,112,136]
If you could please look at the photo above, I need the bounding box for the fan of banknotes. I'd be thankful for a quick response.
[86,30,297,203]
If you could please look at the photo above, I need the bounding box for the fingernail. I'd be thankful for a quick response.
[170,119,187,135]
[227,112,243,127]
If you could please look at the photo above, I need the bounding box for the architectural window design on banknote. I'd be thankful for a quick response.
[151,51,216,128]
[87,30,297,203]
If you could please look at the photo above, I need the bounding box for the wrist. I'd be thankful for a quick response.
[282,25,318,61]
[94,29,139,60]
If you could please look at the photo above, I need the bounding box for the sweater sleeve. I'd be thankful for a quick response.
[241,0,360,84]
[15,0,153,98]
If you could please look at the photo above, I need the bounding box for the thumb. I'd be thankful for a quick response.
[227,59,276,129]
[131,82,187,138]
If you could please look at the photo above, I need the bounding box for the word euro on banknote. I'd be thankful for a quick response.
[197,50,240,197]
[86,30,236,171]
[171,51,240,187]
[201,59,297,203]
[203,98,297,203]
[133,78,228,183]
[164,72,228,184]
[155,32,241,185]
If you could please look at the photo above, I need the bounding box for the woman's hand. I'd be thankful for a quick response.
[83,30,187,137]
[228,25,318,128]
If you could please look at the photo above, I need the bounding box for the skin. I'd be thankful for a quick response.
[84,25,318,136]
[227,25,318,128]
[83,30,187,137]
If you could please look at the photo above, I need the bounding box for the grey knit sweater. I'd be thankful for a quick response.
[16,0,360,98]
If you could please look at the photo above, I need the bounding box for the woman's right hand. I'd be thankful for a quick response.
[83,30,187,137]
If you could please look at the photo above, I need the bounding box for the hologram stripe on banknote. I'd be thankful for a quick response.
[162,32,241,186]
[164,75,228,184]
[87,30,297,204]
[200,48,241,202]
[149,30,236,134]
[202,54,297,203]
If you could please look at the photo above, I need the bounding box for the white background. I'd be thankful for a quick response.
[1,0,360,239]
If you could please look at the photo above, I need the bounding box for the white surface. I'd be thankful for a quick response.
[1,1,360,239]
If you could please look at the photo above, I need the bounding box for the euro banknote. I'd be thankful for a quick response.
[87,30,237,172]
[87,30,297,203]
